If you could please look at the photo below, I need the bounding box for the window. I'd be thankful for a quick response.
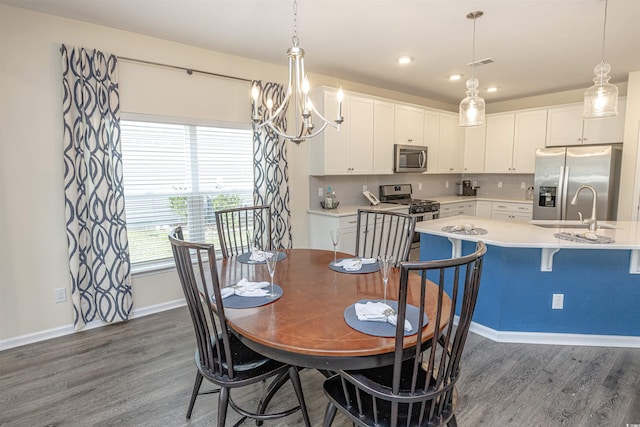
[120,116,254,272]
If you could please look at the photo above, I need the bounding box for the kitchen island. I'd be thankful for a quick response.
[416,216,640,347]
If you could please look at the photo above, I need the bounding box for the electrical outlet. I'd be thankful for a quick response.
[521,181,526,189]
[445,181,449,189]
[363,185,367,192]
[552,293,564,309]
[54,288,67,303]
[418,182,422,190]
[318,187,323,197]
[498,181,503,188]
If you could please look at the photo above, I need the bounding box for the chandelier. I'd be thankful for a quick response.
[583,0,618,119]
[251,0,344,144]
[459,11,486,127]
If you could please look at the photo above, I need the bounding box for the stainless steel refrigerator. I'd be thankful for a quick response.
[532,145,622,221]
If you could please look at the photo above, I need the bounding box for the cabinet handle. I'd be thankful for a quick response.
[408,139,413,142]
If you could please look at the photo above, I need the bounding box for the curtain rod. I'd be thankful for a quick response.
[118,56,253,83]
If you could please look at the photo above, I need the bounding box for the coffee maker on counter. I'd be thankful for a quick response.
[456,180,477,196]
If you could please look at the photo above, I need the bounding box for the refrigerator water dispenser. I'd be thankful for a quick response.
[538,186,556,208]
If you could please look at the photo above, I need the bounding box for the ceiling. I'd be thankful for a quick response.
[3,0,640,105]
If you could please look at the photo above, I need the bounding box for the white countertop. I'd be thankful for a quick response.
[307,202,407,217]
[307,196,533,217]
[431,196,533,205]
[415,215,640,250]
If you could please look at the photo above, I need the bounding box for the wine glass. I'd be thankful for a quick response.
[329,229,342,266]
[378,255,394,304]
[245,229,255,254]
[264,250,280,299]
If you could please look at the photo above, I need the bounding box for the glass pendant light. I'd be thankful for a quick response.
[583,0,618,119]
[460,11,485,127]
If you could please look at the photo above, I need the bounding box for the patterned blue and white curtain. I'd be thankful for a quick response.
[61,45,132,330]
[251,81,293,249]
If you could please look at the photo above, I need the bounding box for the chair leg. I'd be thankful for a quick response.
[186,371,204,419]
[217,387,230,427]
[289,366,312,427]
[256,370,289,426]
[447,414,458,427]
[322,401,337,427]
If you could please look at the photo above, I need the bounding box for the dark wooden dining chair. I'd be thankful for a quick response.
[215,205,272,258]
[355,209,417,267]
[168,226,311,426]
[322,241,487,427]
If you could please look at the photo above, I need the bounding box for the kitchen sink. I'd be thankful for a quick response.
[528,220,617,230]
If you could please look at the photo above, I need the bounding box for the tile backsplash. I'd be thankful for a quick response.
[309,173,534,208]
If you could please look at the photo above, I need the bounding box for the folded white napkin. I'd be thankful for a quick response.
[334,257,376,271]
[249,248,274,262]
[220,278,269,298]
[354,301,412,332]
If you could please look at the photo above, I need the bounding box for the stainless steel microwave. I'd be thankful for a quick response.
[394,144,428,173]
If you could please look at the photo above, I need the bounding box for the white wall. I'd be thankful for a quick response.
[0,5,458,346]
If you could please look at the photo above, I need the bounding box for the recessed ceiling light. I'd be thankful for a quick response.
[397,56,413,65]
[486,86,498,93]
[449,74,463,81]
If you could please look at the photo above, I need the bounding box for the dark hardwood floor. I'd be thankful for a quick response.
[1,306,638,426]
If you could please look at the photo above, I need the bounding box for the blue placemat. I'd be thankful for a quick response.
[328,258,381,274]
[213,284,283,308]
[237,251,287,264]
[343,300,428,337]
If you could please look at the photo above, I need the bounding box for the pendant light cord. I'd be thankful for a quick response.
[471,15,477,81]
[601,0,609,63]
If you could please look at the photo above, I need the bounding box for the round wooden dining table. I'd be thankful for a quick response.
[216,248,451,370]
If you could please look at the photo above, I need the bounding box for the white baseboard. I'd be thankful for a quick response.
[0,299,186,352]
[468,321,640,348]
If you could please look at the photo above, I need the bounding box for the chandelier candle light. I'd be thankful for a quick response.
[583,0,618,119]
[251,0,344,144]
[459,11,486,127]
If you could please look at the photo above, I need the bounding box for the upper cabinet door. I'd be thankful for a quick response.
[582,98,626,145]
[437,113,464,173]
[348,95,374,174]
[373,100,395,174]
[484,113,515,173]
[546,104,584,146]
[512,109,547,173]
[463,125,486,173]
[394,104,424,145]
[423,110,440,173]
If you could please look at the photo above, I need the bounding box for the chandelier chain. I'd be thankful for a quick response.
[292,0,299,46]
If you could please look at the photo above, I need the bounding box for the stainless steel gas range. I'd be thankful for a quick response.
[379,184,440,261]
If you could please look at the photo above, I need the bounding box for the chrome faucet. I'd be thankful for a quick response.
[570,185,598,232]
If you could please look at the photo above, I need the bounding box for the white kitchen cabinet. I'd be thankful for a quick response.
[484,109,546,174]
[308,213,359,253]
[512,109,547,173]
[309,89,374,175]
[439,200,475,218]
[463,125,486,173]
[436,113,464,173]
[491,202,532,221]
[423,110,440,173]
[308,207,409,254]
[475,201,492,218]
[394,104,424,145]
[484,113,515,174]
[373,99,395,174]
[546,99,626,147]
